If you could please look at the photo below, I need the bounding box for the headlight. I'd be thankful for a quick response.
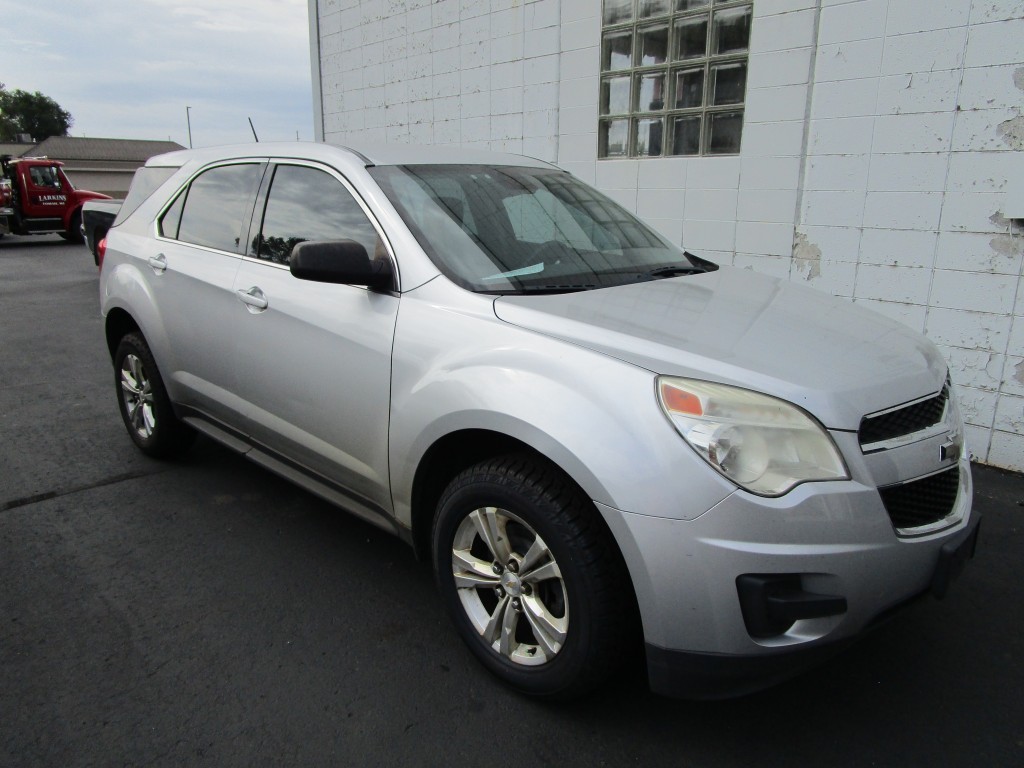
[657,377,849,496]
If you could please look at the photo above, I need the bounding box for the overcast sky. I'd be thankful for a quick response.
[1,0,314,148]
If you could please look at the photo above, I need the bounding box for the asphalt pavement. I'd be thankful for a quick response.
[2,236,1022,767]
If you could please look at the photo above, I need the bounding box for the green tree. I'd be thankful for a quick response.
[0,83,73,141]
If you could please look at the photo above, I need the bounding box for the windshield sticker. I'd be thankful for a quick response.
[482,262,546,281]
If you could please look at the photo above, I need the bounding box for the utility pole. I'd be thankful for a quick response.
[186,106,192,148]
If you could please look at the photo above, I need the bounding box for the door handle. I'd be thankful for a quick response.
[148,253,167,273]
[236,286,269,311]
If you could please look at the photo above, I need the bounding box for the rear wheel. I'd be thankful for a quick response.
[114,333,194,458]
[432,454,633,698]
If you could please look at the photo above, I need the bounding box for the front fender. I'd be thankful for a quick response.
[64,190,110,229]
[387,280,735,529]
[63,204,82,231]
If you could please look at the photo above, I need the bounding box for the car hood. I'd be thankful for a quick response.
[492,266,946,431]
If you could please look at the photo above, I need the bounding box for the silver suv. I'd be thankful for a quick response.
[99,142,978,699]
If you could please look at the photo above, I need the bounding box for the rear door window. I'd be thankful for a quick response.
[165,163,262,253]
[159,193,186,240]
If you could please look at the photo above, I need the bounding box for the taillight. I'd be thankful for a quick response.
[97,237,107,269]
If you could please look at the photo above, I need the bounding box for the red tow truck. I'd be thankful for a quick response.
[0,155,110,243]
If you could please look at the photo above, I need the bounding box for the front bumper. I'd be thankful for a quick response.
[595,457,976,698]
[645,513,980,698]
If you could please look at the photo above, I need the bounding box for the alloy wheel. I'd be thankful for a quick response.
[451,506,569,666]
[120,353,156,439]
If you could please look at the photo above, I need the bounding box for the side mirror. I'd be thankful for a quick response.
[289,239,393,290]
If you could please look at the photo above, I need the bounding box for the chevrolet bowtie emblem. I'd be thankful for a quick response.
[940,440,960,463]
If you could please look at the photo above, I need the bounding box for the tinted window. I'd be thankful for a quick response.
[115,166,178,225]
[175,163,262,253]
[253,164,382,265]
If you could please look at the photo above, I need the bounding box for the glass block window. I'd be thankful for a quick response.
[599,0,752,158]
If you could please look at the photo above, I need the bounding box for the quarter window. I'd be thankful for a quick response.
[116,166,178,225]
[167,163,262,253]
[599,0,752,158]
[254,164,382,265]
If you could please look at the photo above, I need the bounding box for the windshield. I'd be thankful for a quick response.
[369,164,715,294]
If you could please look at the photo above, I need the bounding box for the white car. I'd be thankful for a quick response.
[98,142,978,698]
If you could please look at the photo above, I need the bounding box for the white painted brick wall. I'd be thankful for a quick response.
[315,0,561,157]
[860,228,937,268]
[311,0,1024,471]
[780,1,1024,470]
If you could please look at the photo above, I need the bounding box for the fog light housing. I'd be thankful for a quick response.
[736,574,848,639]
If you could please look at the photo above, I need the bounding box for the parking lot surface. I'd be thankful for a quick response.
[2,237,1022,767]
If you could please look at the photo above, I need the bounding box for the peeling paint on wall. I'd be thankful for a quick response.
[992,69,1024,150]
[989,213,1024,238]
[792,232,821,280]
[958,390,992,426]
[998,114,1024,149]
[952,351,1005,392]
[1001,403,1024,433]
[990,210,1010,228]
[990,233,1023,257]
[1015,359,1024,386]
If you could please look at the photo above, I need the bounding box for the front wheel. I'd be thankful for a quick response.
[61,210,84,243]
[114,333,195,458]
[432,455,633,698]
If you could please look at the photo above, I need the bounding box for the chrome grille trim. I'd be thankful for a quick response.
[859,384,949,453]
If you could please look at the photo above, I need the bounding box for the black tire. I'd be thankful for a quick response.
[432,454,633,699]
[113,333,195,458]
[62,210,84,244]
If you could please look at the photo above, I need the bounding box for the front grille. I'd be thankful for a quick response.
[878,467,960,530]
[859,385,948,448]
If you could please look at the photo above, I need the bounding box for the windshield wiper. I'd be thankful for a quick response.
[645,252,719,280]
[494,284,594,295]
[521,285,593,293]
[645,265,707,278]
